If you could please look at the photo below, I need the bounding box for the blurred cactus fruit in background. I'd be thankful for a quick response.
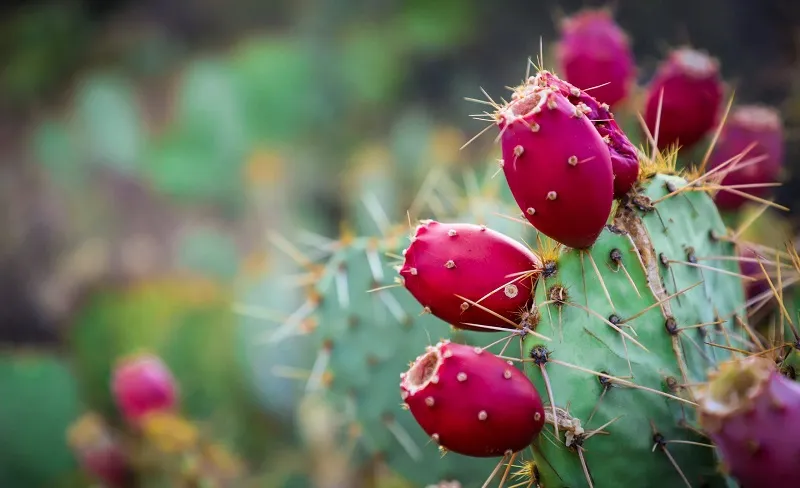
[696,356,800,488]
[496,72,614,248]
[112,353,178,425]
[706,105,785,211]
[67,413,132,487]
[555,8,635,109]
[398,220,543,332]
[400,340,546,457]
[643,47,724,150]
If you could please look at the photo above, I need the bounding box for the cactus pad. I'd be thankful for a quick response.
[521,173,747,487]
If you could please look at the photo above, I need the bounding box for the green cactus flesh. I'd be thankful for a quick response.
[522,173,746,487]
[285,231,500,487]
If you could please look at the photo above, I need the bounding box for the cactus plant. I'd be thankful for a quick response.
[374,65,766,487]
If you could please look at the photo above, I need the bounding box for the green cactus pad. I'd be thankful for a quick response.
[521,173,746,487]
[0,352,83,487]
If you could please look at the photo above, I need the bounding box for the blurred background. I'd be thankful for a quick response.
[2,0,800,487]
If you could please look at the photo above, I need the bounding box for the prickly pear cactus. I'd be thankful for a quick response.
[523,172,746,487]
[377,63,763,488]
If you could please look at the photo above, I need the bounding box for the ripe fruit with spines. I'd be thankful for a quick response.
[497,77,614,249]
[400,340,546,457]
[555,7,636,109]
[643,47,724,151]
[399,220,543,332]
[706,104,784,211]
[695,355,800,488]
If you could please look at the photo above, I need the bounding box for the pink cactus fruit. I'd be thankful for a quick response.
[67,413,132,487]
[400,340,546,457]
[111,353,178,424]
[537,71,639,197]
[707,105,784,211]
[696,355,800,488]
[497,79,614,248]
[555,8,635,108]
[399,221,542,332]
[643,47,724,150]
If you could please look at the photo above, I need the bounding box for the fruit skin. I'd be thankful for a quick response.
[498,80,614,249]
[696,356,800,488]
[707,105,784,211]
[111,354,178,424]
[399,220,542,331]
[643,47,724,150]
[400,340,545,457]
[535,71,639,198]
[555,8,635,109]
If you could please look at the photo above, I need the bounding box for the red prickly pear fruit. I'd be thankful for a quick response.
[399,221,542,332]
[643,47,724,151]
[498,81,614,248]
[707,105,784,211]
[111,353,178,424]
[67,413,132,487]
[535,71,639,198]
[696,356,800,488]
[555,8,635,108]
[400,340,546,457]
